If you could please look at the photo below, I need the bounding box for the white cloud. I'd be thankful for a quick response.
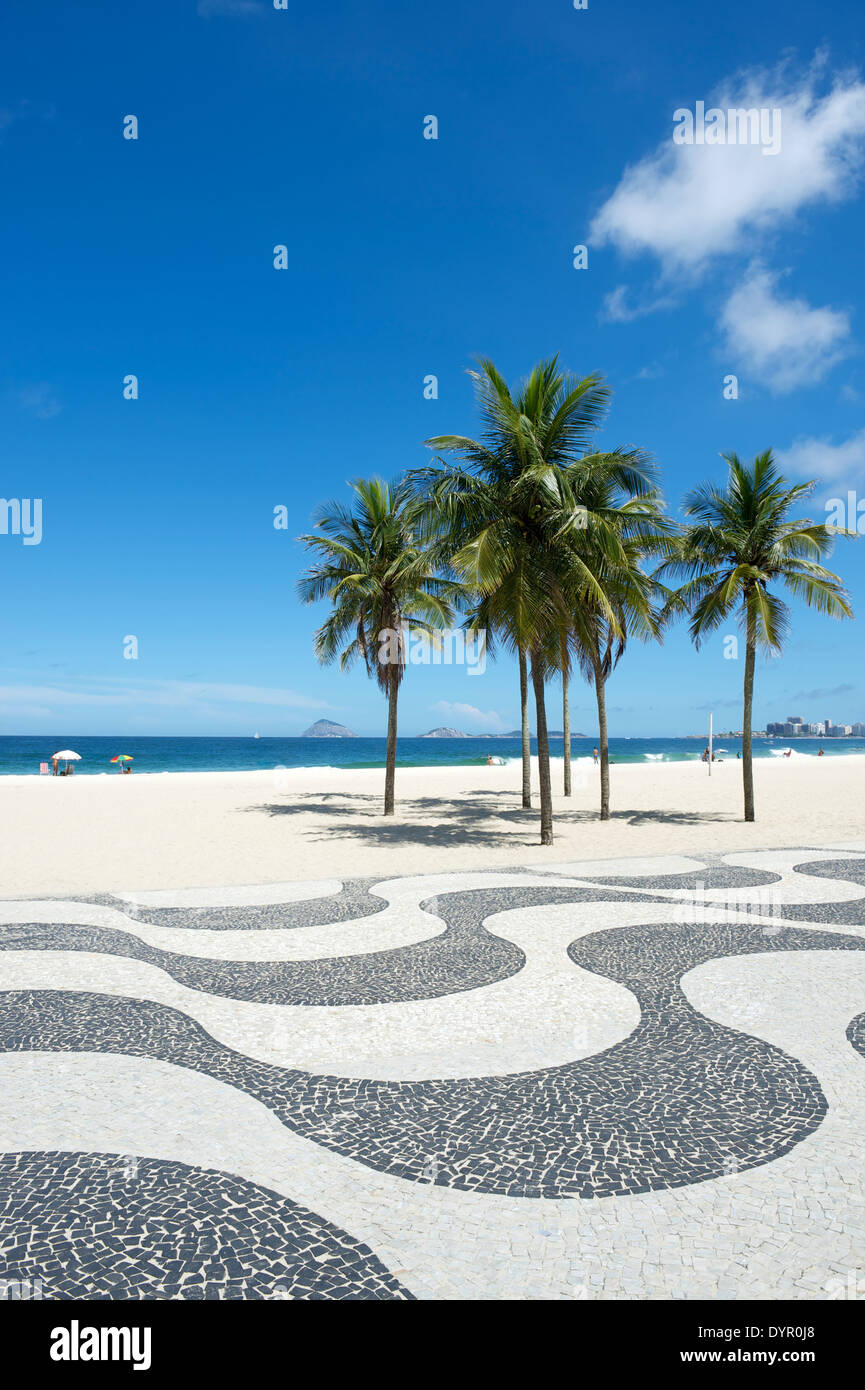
[720,264,851,392]
[635,362,665,381]
[591,61,865,275]
[0,679,331,712]
[600,285,677,322]
[775,428,865,488]
[7,382,61,419]
[430,701,506,731]
[175,682,330,709]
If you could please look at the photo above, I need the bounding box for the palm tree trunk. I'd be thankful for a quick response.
[518,646,531,809]
[384,677,399,815]
[591,648,611,821]
[562,642,572,797]
[530,652,553,845]
[743,607,756,823]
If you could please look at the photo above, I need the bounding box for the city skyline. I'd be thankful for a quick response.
[765,716,865,736]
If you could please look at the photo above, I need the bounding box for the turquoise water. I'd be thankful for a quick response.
[1,734,861,776]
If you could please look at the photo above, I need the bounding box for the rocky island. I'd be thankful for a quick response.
[300,720,357,738]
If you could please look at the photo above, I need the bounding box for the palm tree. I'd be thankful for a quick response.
[560,466,672,819]
[413,357,625,845]
[561,635,572,796]
[297,477,458,815]
[452,539,569,844]
[518,646,531,808]
[461,601,532,807]
[657,451,854,822]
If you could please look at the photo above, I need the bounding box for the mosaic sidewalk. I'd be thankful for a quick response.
[1,843,864,1300]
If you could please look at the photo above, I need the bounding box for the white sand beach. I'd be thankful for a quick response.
[1,754,862,896]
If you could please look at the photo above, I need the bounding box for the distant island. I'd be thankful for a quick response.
[300,722,593,739]
[493,729,588,739]
[300,720,357,738]
[419,727,589,739]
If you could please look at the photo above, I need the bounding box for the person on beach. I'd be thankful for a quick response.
[51,757,58,776]
[818,747,824,757]
[593,747,599,765]
[486,755,494,766]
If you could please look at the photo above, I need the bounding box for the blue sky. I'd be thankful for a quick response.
[1,0,863,737]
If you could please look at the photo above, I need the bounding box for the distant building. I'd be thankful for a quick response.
[765,714,861,737]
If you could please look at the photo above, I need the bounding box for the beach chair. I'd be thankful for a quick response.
[39,762,50,775]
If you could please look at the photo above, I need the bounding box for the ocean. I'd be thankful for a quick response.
[1,734,862,776]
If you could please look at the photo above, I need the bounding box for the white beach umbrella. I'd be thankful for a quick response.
[52,750,81,761]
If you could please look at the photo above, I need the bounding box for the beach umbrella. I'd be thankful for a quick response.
[110,755,134,763]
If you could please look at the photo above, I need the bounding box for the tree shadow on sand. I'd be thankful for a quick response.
[243,792,738,849]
